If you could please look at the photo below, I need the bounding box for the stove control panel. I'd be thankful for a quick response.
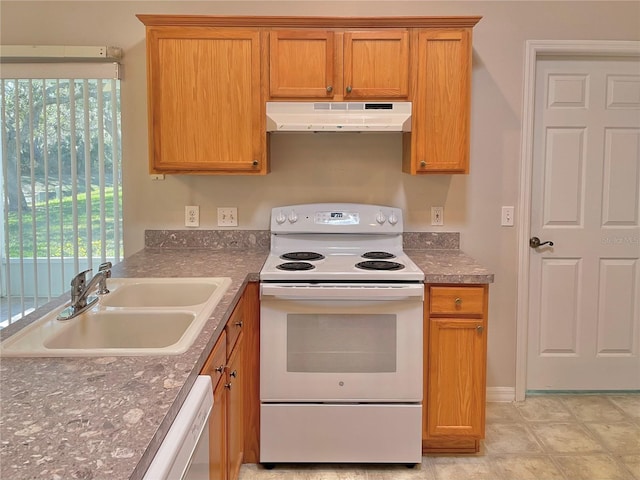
[316,210,360,225]
[271,203,404,234]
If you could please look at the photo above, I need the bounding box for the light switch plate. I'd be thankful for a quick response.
[431,206,444,226]
[501,206,515,226]
[217,207,238,227]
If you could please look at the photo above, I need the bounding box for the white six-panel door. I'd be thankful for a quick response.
[527,55,640,390]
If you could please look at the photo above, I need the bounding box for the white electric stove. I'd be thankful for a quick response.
[259,203,424,467]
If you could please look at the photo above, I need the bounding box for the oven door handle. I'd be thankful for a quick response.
[260,284,424,301]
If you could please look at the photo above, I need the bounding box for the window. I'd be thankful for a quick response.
[0,62,122,327]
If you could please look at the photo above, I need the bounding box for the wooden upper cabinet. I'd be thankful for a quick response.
[269,29,409,100]
[138,15,480,176]
[269,30,336,98]
[343,31,409,98]
[403,28,473,174]
[143,25,266,174]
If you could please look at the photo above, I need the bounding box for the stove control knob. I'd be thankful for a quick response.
[288,211,298,223]
[275,211,287,224]
[388,212,399,225]
[376,211,386,225]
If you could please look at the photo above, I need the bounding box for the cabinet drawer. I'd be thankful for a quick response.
[430,286,485,315]
[201,330,227,388]
[226,297,245,356]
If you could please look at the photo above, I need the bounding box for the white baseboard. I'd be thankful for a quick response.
[486,387,516,403]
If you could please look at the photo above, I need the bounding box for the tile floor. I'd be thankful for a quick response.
[238,394,640,480]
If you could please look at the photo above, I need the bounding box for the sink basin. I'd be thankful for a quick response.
[100,280,220,307]
[44,311,196,349]
[0,277,232,357]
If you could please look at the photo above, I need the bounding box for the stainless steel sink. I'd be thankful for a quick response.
[0,277,232,357]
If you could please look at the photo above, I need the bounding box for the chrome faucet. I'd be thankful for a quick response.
[58,262,112,321]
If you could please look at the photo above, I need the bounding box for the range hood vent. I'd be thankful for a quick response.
[266,101,411,133]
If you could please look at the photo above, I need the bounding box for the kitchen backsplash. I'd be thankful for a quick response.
[145,230,460,250]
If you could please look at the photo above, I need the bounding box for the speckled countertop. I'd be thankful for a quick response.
[0,231,492,480]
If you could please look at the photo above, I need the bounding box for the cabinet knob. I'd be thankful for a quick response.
[252,160,259,167]
[326,85,333,93]
[420,160,427,168]
[476,325,484,333]
[234,320,243,328]
[346,85,352,94]
[454,297,462,306]
[215,365,225,373]
[230,370,238,378]
[225,382,232,390]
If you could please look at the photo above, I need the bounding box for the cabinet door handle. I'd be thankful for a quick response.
[225,382,232,390]
[234,320,243,328]
[215,365,225,373]
[326,85,333,93]
[454,297,463,306]
[420,160,427,168]
[346,85,352,94]
[476,325,484,333]
[252,160,259,167]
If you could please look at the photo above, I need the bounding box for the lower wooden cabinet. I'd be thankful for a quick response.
[226,335,244,480]
[201,282,259,480]
[423,284,489,453]
[210,369,228,480]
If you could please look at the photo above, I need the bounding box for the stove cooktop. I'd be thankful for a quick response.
[260,249,424,282]
[260,203,425,283]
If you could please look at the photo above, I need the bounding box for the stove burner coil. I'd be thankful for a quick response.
[355,260,405,271]
[280,252,325,261]
[361,251,396,260]
[276,262,316,271]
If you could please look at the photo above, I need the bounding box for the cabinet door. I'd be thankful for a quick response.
[408,29,472,174]
[427,317,486,438]
[343,30,409,98]
[269,30,335,98]
[226,335,244,480]
[210,378,228,480]
[146,27,265,174]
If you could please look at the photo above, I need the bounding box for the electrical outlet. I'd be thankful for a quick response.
[501,206,515,226]
[217,207,238,227]
[431,206,444,226]
[185,205,199,227]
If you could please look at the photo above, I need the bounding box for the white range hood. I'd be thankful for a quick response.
[266,101,411,132]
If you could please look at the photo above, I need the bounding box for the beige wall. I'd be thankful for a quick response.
[2,1,639,390]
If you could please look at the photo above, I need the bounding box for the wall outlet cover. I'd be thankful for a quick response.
[185,205,199,227]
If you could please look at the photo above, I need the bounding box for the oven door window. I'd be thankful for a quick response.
[287,314,396,373]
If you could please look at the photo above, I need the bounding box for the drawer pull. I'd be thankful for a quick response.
[476,325,484,333]
[454,297,463,306]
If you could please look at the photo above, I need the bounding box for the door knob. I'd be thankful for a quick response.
[529,236,554,248]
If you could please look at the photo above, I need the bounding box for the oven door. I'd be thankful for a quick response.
[260,283,423,402]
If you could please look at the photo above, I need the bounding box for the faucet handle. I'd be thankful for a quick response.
[71,269,91,288]
[70,269,92,302]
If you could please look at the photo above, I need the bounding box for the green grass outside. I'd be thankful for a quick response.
[7,187,122,258]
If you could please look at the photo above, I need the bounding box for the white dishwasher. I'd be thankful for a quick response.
[144,376,213,480]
